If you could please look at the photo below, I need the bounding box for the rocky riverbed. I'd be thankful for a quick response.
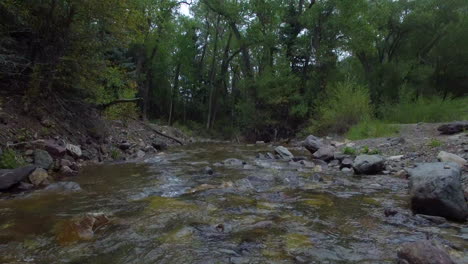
[0,122,467,263]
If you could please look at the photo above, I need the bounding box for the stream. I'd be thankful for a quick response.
[0,143,466,263]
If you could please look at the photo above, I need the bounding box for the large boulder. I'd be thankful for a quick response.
[34,149,53,169]
[0,165,36,190]
[397,240,455,264]
[437,151,466,167]
[274,146,294,160]
[29,168,49,186]
[408,162,467,221]
[312,146,335,161]
[437,121,468,135]
[353,155,385,175]
[302,135,323,154]
[45,142,66,158]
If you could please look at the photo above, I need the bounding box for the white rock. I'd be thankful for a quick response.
[66,144,82,158]
[387,155,404,161]
[437,151,466,167]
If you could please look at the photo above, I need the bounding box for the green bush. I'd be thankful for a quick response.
[347,119,399,140]
[381,96,468,124]
[312,81,373,134]
[0,149,25,169]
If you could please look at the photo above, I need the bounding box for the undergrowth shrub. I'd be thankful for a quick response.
[311,81,373,135]
[380,96,468,123]
[0,148,25,169]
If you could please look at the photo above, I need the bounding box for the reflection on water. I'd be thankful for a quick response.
[0,143,466,264]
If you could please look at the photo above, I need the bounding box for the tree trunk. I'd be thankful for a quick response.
[168,63,181,126]
[207,15,221,130]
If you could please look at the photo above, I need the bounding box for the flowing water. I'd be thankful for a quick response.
[0,143,466,263]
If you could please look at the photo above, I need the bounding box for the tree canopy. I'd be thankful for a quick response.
[1,0,467,140]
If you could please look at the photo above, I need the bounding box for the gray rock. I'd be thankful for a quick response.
[437,151,466,167]
[266,152,275,159]
[18,182,34,190]
[353,155,385,175]
[300,160,315,168]
[329,159,340,167]
[29,168,49,186]
[66,144,82,158]
[341,158,353,169]
[136,150,146,158]
[341,167,353,173]
[312,146,335,161]
[60,166,77,177]
[60,159,73,167]
[0,165,36,190]
[274,146,294,160]
[312,159,328,169]
[292,156,307,162]
[302,135,323,153]
[34,149,53,169]
[333,153,349,161]
[408,162,467,221]
[44,181,81,192]
[397,240,455,264]
[119,142,132,151]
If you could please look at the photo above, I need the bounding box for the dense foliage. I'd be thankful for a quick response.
[1,0,467,140]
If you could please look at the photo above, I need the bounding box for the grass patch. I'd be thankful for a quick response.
[428,139,443,148]
[343,147,357,155]
[381,96,468,124]
[346,119,399,140]
[360,146,380,155]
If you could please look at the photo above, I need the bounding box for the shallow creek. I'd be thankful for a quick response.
[0,143,466,263]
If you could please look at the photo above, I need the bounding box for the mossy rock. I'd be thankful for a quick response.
[284,233,313,253]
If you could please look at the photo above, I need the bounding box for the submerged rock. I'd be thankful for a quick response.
[203,166,214,175]
[353,155,385,175]
[34,149,53,169]
[223,158,245,166]
[0,165,36,190]
[397,240,455,264]
[408,162,467,221]
[56,213,110,245]
[302,135,323,154]
[437,151,466,167]
[274,146,294,160]
[44,181,81,192]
